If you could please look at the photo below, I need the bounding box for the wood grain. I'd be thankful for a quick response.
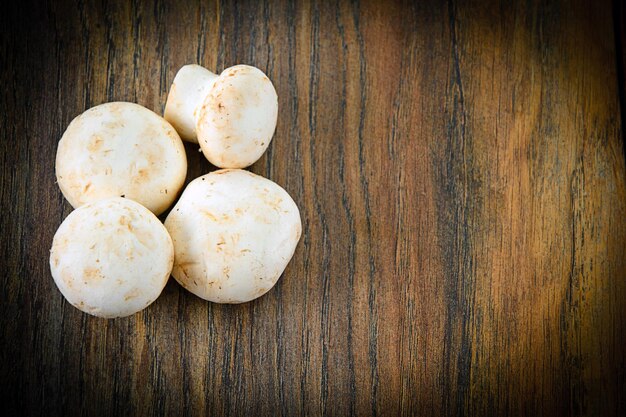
[1,0,625,415]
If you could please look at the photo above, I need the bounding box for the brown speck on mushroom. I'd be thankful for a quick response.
[124,288,140,301]
[83,268,104,284]
[202,210,218,222]
[139,168,149,178]
[88,135,104,152]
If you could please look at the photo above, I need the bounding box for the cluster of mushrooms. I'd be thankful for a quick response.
[50,64,302,318]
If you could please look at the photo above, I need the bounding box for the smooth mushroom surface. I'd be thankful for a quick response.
[164,64,278,169]
[164,169,301,303]
[163,64,218,142]
[49,197,174,318]
[56,102,187,215]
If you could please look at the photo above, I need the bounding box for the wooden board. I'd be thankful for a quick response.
[1,0,625,415]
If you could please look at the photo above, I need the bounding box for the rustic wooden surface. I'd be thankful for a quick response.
[1,0,625,415]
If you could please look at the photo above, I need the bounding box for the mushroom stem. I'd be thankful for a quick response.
[164,65,218,143]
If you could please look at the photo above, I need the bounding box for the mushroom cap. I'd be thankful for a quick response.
[164,64,217,143]
[164,169,301,303]
[56,102,187,215]
[49,197,174,318]
[196,65,278,168]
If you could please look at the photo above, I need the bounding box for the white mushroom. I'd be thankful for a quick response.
[164,64,278,168]
[56,102,187,215]
[49,197,174,318]
[164,169,301,303]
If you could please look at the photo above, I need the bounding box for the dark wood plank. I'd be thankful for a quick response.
[1,0,625,415]
[616,0,626,164]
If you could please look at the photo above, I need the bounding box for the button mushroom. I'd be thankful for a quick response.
[49,197,174,318]
[55,102,187,215]
[164,64,278,169]
[164,169,301,303]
